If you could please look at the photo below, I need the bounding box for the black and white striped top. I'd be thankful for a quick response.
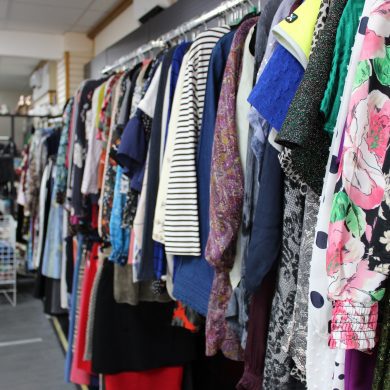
[164,26,231,256]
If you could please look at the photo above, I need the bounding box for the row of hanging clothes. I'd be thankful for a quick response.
[17,0,390,389]
[16,119,67,313]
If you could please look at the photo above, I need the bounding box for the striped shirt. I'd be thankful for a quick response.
[164,26,230,256]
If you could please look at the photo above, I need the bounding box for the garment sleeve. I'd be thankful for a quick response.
[116,110,147,180]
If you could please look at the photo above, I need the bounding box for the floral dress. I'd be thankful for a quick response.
[326,0,390,351]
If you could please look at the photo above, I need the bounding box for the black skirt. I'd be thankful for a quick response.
[91,261,199,374]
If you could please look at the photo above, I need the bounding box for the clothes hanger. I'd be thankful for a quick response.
[191,26,197,41]
[247,0,258,14]
[230,0,258,27]
[182,22,190,42]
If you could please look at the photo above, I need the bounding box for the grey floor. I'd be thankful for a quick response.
[0,278,72,390]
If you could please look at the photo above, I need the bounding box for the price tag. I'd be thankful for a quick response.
[120,174,129,194]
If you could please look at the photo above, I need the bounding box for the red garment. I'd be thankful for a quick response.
[172,301,198,332]
[91,203,99,229]
[75,242,99,374]
[105,367,183,390]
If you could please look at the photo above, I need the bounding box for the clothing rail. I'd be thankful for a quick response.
[101,0,256,74]
[47,117,63,125]
[0,114,62,142]
[0,114,61,118]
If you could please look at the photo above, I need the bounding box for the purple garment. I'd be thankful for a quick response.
[237,265,277,390]
[345,349,377,390]
[205,16,258,361]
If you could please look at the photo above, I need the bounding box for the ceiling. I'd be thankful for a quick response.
[0,0,123,92]
[0,0,121,34]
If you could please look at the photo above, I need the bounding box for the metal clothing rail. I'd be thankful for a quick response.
[0,114,61,118]
[101,0,255,74]
[0,114,62,141]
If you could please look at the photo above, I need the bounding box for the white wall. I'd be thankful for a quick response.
[57,33,94,110]
[64,32,93,53]
[94,6,140,55]
[93,1,177,55]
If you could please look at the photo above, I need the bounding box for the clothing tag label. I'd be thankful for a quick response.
[285,13,298,23]
[120,175,129,194]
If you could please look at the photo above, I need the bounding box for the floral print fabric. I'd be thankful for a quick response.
[25,129,50,216]
[109,166,130,265]
[55,98,74,203]
[98,73,125,242]
[283,188,319,382]
[205,17,258,361]
[262,175,305,389]
[306,2,374,387]
[326,1,390,350]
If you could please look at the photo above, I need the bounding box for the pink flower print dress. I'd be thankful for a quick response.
[326,0,390,351]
